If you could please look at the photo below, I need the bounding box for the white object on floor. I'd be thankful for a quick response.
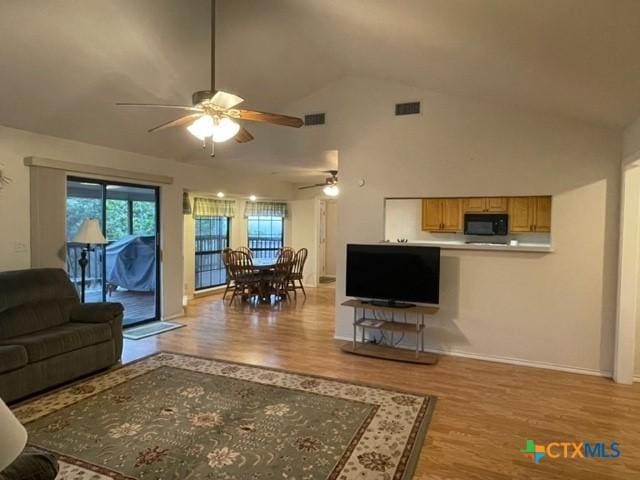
[0,397,28,471]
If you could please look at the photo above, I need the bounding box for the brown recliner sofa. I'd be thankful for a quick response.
[0,268,123,403]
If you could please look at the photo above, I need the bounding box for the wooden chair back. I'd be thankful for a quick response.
[228,250,255,281]
[279,246,295,256]
[236,246,253,258]
[221,248,233,274]
[291,248,308,277]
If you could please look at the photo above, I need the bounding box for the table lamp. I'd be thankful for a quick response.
[0,398,27,472]
[72,218,107,303]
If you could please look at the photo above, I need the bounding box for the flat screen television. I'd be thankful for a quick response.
[346,244,440,307]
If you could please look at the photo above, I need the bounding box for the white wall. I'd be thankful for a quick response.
[618,117,640,379]
[290,198,319,286]
[269,76,622,375]
[324,200,338,276]
[623,115,640,164]
[0,125,294,319]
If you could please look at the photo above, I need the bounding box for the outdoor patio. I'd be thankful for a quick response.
[85,289,156,326]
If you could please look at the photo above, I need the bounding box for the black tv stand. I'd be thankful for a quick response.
[365,300,415,309]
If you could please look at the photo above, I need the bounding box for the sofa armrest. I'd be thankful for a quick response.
[70,302,124,323]
[0,447,58,480]
[70,302,124,362]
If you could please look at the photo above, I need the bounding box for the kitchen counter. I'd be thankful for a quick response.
[398,240,554,253]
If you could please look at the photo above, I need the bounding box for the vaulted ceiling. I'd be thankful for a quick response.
[1,0,640,172]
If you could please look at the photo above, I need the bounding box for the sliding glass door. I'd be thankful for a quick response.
[66,177,160,326]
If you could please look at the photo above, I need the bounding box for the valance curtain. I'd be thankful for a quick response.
[182,192,192,215]
[244,201,288,218]
[192,198,236,218]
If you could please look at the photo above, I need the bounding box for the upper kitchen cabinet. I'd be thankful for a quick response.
[422,198,461,232]
[508,196,551,233]
[462,197,508,213]
[532,196,551,232]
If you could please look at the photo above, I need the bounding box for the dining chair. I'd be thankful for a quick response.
[288,248,308,298]
[221,248,234,300]
[270,248,295,300]
[236,246,253,258]
[228,251,259,304]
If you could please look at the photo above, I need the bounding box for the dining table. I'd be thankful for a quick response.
[250,258,279,302]
[252,258,278,270]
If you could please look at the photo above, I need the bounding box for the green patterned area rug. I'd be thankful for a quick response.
[13,353,436,479]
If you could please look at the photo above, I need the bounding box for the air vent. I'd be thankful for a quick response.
[395,101,421,116]
[304,113,326,126]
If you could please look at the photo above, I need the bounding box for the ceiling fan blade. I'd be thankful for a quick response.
[210,91,244,109]
[147,113,203,133]
[116,102,204,112]
[237,109,304,128]
[234,126,254,143]
[297,183,326,190]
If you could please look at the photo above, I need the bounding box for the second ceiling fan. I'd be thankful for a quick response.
[116,0,303,156]
[298,170,339,197]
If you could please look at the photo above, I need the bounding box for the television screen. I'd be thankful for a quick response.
[346,244,440,304]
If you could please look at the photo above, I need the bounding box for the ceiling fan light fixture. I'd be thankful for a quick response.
[211,116,240,142]
[187,115,215,140]
[323,184,340,197]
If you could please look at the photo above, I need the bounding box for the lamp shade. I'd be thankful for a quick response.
[0,398,27,471]
[72,219,107,244]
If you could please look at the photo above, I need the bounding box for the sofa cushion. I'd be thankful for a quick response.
[0,269,79,340]
[2,323,112,363]
[0,345,28,374]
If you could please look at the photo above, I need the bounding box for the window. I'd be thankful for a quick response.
[247,216,284,260]
[195,216,230,290]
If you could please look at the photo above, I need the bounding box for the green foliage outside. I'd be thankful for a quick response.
[66,198,156,241]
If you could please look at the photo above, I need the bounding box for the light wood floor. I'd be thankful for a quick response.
[123,287,640,480]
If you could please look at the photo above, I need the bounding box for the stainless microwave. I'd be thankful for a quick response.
[464,213,508,236]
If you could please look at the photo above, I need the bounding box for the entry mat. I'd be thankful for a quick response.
[123,321,185,340]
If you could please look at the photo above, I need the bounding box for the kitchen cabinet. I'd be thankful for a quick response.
[532,196,551,232]
[486,197,509,212]
[508,196,551,233]
[462,197,508,213]
[421,198,461,232]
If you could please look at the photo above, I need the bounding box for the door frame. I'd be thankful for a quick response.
[614,161,640,384]
[67,176,162,325]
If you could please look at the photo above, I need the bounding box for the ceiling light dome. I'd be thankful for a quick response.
[187,115,214,140]
[323,184,339,197]
[211,116,240,142]
[187,115,240,143]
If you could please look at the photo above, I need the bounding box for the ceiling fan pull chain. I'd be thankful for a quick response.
[211,140,215,157]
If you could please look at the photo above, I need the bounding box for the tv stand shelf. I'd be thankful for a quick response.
[341,300,439,365]
[356,318,425,333]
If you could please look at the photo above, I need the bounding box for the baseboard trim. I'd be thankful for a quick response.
[162,310,185,321]
[334,335,612,378]
[193,286,226,299]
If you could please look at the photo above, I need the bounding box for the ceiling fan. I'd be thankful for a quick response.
[298,170,339,197]
[115,0,303,156]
